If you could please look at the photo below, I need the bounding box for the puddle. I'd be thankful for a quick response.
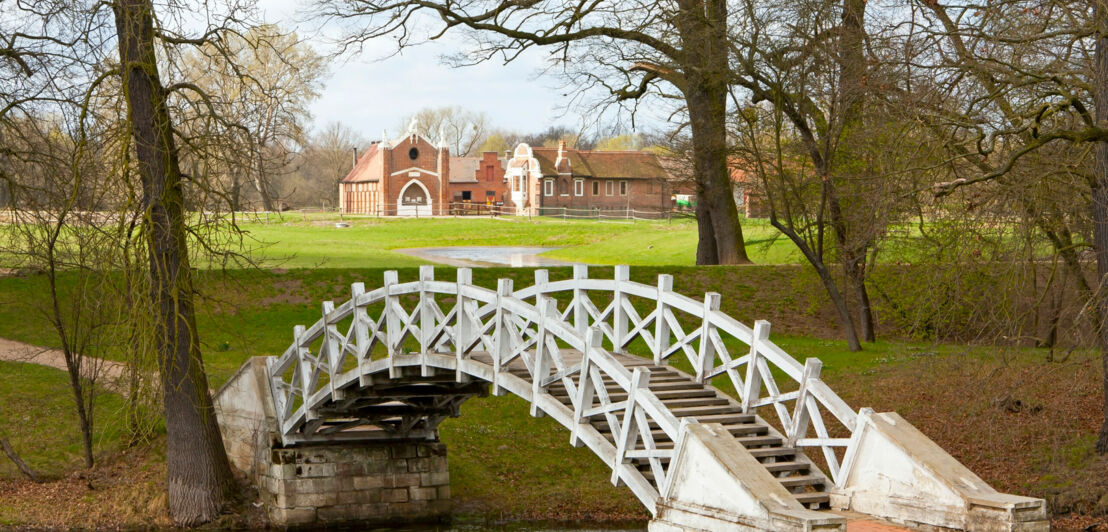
[396,246,576,268]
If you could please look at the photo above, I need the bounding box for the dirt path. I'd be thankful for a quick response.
[0,337,130,393]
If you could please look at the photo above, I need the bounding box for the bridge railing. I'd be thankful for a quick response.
[514,265,860,481]
[266,265,863,509]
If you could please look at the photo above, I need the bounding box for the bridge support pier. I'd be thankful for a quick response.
[214,357,453,528]
[258,440,450,527]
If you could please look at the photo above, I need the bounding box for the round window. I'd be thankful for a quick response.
[408,147,419,160]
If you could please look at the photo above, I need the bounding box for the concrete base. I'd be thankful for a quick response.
[831,410,1049,532]
[649,423,846,532]
[213,357,452,528]
[258,441,450,527]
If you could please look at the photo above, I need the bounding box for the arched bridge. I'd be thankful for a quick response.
[215,265,1050,531]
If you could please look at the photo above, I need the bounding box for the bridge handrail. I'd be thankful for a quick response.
[266,265,865,511]
[513,266,860,476]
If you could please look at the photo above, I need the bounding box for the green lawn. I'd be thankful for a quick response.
[223,215,801,269]
[0,361,131,479]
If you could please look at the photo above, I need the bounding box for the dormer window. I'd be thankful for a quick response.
[409,147,419,160]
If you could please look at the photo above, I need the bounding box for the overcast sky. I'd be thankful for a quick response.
[256,0,664,143]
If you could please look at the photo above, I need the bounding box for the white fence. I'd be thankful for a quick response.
[266,265,862,513]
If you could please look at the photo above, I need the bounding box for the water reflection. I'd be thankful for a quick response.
[398,246,575,267]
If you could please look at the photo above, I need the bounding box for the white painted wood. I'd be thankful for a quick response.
[787,358,822,447]
[742,320,770,413]
[696,293,721,384]
[653,275,672,365]
[613,265,629,353]
[266,265,872,508]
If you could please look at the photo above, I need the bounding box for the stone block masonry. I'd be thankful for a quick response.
[256,440,451,528]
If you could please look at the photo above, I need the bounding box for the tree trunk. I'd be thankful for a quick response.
[1093,0,1108,455]
[680,0,750,266]
[770,218,863,351]
[834,0,876,342]
[0,437,40,482]
[112,0,236,522]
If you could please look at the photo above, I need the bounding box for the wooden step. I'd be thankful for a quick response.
[794,492,830,508]
[668,405,738,417]
[778,474,826,489]
[749,447,797,459]
[735,434,783,447]
[764,461,809,474]
[658,397,730,408]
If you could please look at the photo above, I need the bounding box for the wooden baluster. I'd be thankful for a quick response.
[613,265,629,353]
[321,301,344,400]
[787,358,823,447]
[455,268,472,383]
[653,274,672,366]
[571,327,602,448]
[742,320,771,413]
[383,270,400,379]
[533,269,549,301]
[492,278,513,396]
[696,292,721,384]
[612,366,649,487]
[419,265,434,377]
[530,295,556,418]
[573,264,588,336]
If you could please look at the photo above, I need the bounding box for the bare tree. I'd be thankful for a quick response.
[112,0,235,522]
[316,0,751,264]
[397,106,489,156]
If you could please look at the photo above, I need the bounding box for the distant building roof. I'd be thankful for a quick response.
[529,147,669,180]
[341,143,381,183]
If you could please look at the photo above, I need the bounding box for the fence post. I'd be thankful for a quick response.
[696,292,721,383]
[613,265,630,353]
[321,300,342,399]
[294,324,309,407]
[563,206,567,222]
[492,278,513,396]
[573,264,589,337]
[455,268,472,383]
[654,274,673,365]
[787,357,823,447]
[531,295,557,418]
[419,265,434,377]
[742,320,771,413]
[384,270,401,378]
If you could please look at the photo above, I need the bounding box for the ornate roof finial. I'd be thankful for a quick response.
[437,123,447,149]
[407,115,419,139]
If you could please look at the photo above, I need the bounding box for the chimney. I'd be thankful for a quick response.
[352,147,358,169]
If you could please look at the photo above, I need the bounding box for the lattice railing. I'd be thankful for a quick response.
[266,265,864,511]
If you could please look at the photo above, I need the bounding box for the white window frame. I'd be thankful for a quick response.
[543,179,554,196]
[606,181,614,196]
[619,180,628,196]
[574,179,584,196]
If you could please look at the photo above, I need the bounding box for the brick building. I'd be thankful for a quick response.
[339,129,513,216]
[340,126,678,217]
[504,141,674,216]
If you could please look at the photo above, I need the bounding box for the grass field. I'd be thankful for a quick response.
[227,215,801,268]
[0,216,1104,528]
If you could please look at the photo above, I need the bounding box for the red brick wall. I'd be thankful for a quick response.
[384,136,446,215]
[538,176,673,213]
[449,152,512,209]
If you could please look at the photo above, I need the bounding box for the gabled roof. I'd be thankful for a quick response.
[530,148,668,180]
[341,143,381,183]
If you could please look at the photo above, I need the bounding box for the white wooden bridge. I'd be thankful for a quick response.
[216,265,1050,531]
